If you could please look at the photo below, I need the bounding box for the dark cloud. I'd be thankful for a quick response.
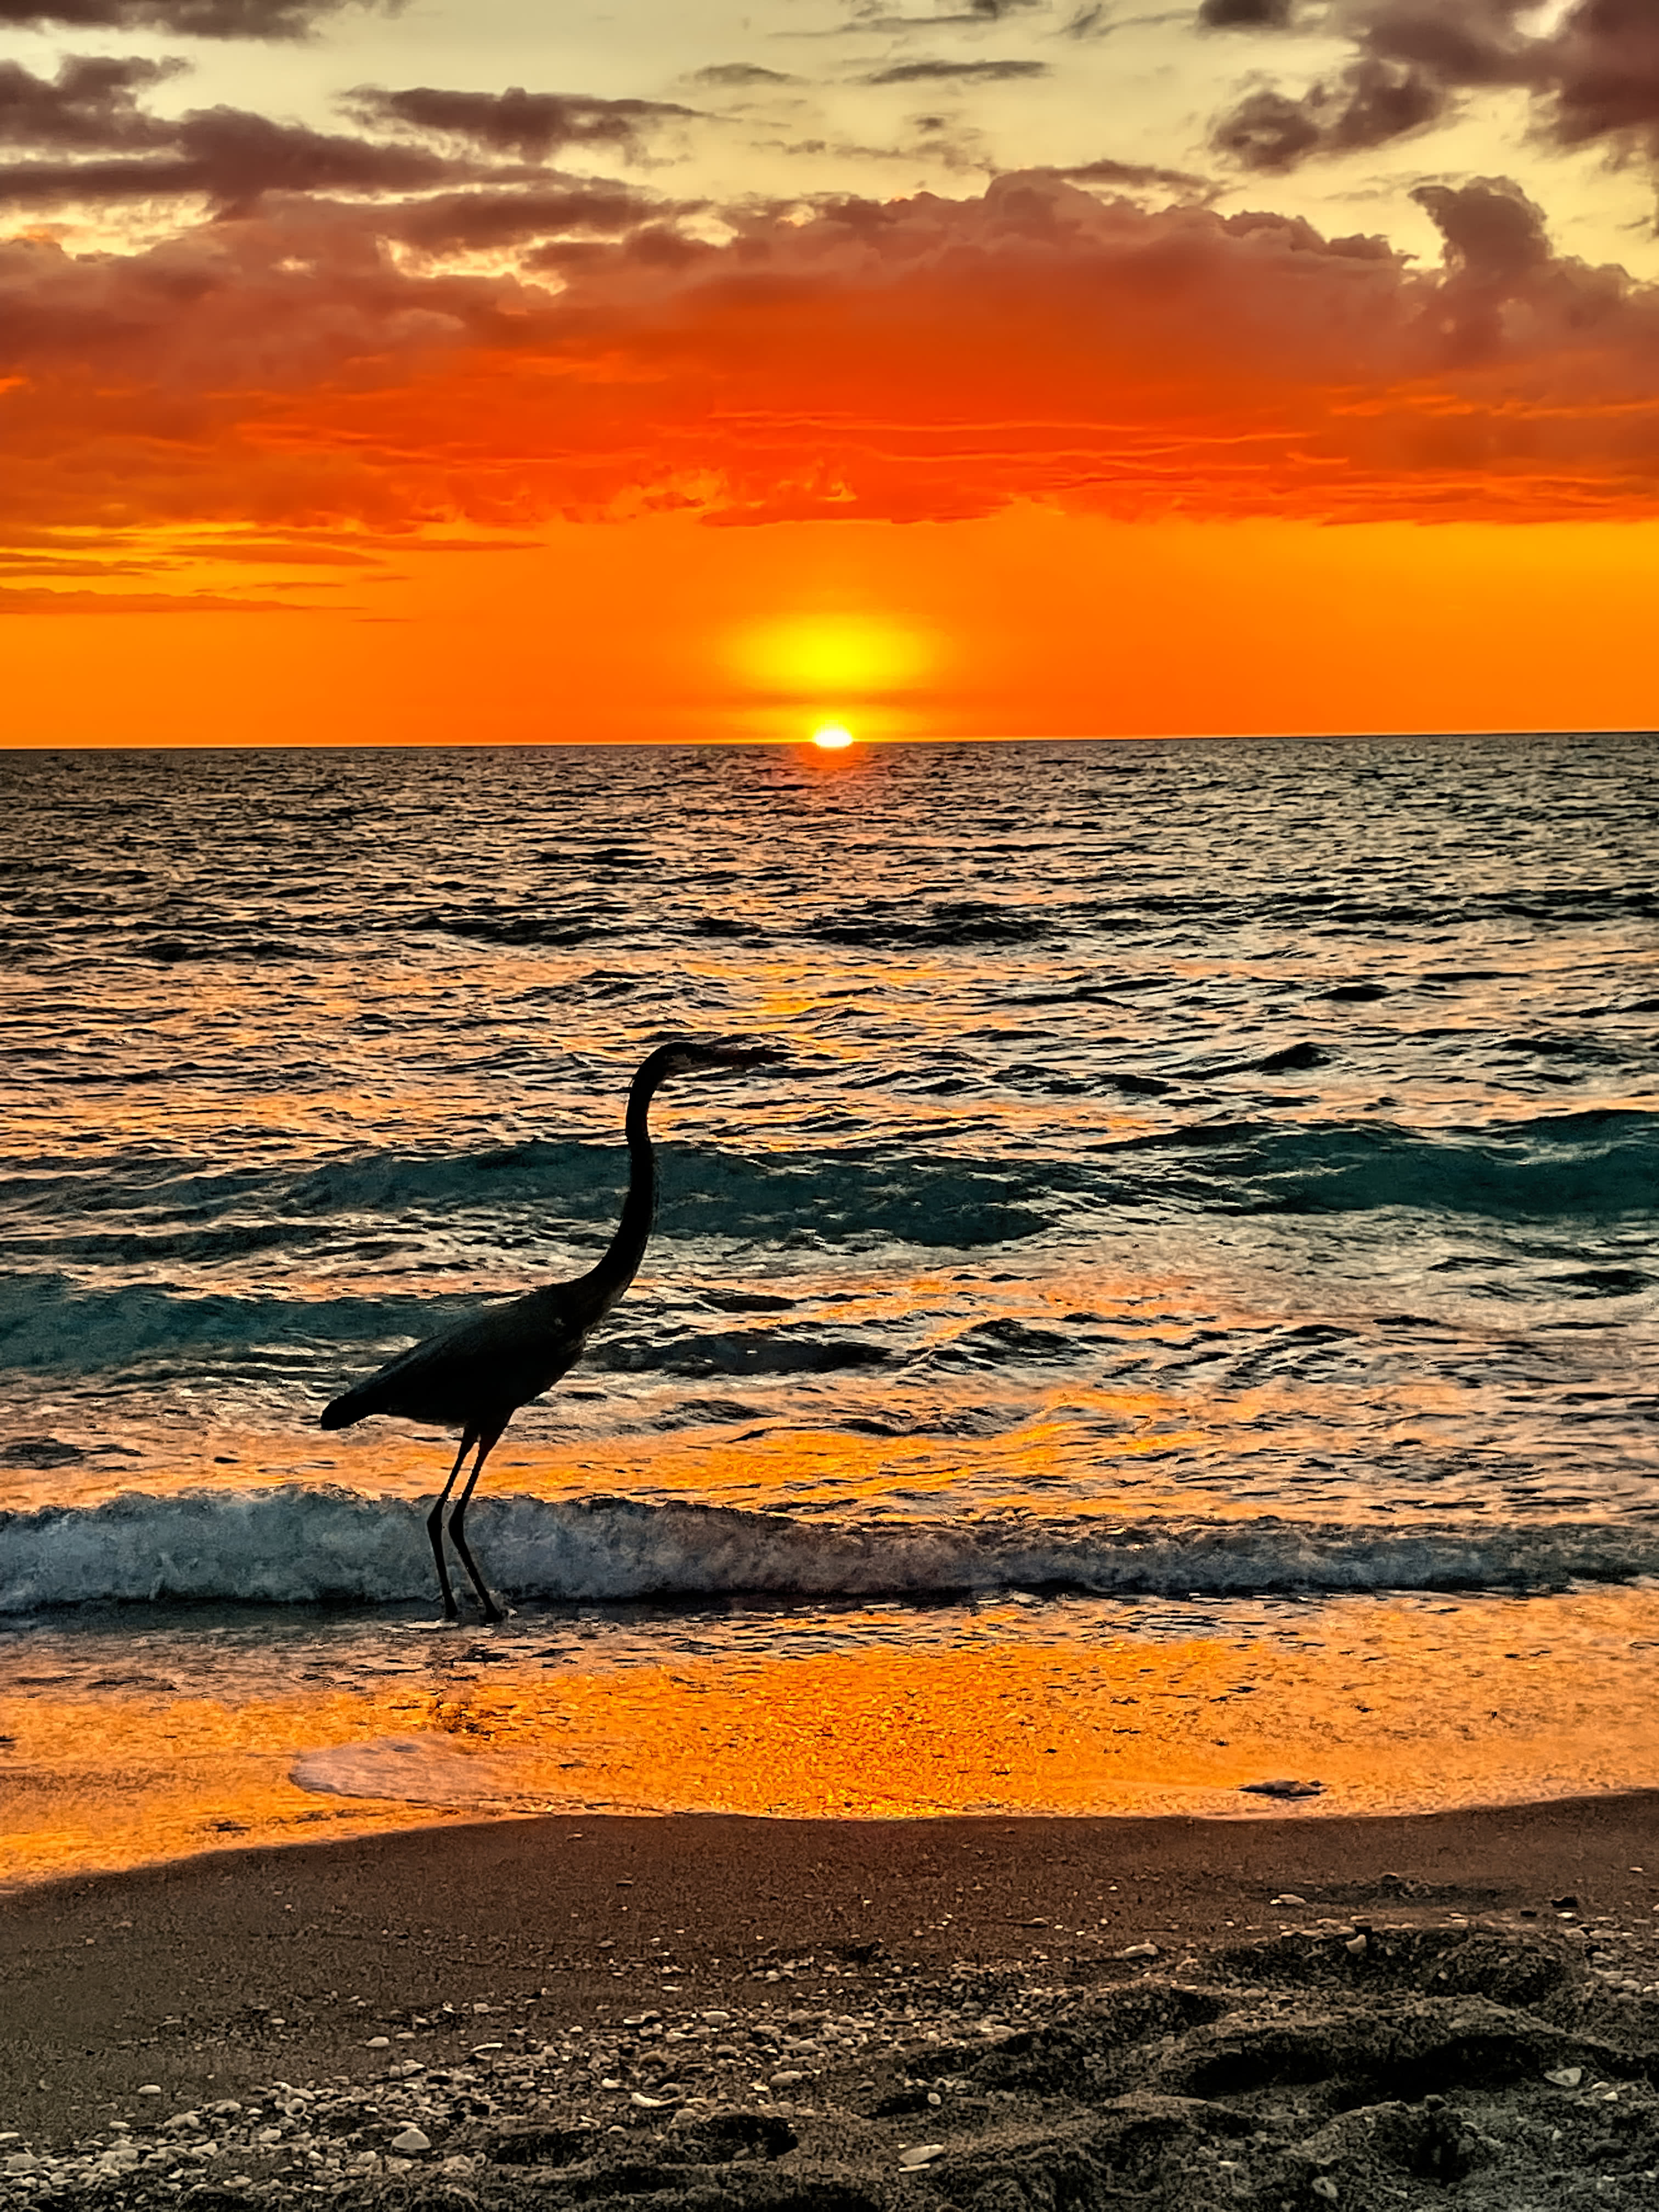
[1410,173,1556,357]
[1210,88,1319,169]
[179,106,453,207]
[523,222,710,275]
[1414,173,1550,284]
[0,0,394,36]
[343,85,694,163]
[1213,55,1444,169]
[0,71,696,218]
[1051,153,1219,200]
[689,65,800,87]
[1198,0,1295,25]
[0,55,182,151]
[0,109,454,213]
[1530,0,1659,151]
[1212,0,1659,172]
[391,182,669,252]
[864,58,1050,82]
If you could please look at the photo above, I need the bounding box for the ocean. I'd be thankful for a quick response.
[2,731,1656,1882]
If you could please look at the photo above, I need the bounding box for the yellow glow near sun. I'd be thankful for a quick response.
[812,723,854,749]
[731,614,931,696]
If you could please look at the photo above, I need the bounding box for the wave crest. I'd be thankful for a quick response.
[2,1487,1654,1613]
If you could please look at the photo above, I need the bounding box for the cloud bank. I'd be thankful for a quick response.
[7,129,1659,543]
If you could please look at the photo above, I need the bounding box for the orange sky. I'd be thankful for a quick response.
[8,507,1659,747]
[5,1,1659,744]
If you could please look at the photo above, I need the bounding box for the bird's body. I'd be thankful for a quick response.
[321,1283,595,1434]
[320,1037,780,1621]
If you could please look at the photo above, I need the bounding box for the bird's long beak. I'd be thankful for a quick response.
[704,1039,788,1071]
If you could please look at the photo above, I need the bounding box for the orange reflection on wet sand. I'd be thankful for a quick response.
[5,1589,1658,1891]
[0,1690,455,1893]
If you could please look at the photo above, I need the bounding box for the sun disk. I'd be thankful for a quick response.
[811,723,855,750]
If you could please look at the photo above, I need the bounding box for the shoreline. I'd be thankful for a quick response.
[4,1792,1657,2154]
[9,1581,1659,1895]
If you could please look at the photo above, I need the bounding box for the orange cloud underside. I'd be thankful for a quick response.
[11,177,1659,552]
[7,507,1659,746]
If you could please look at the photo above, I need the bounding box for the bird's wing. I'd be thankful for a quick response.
[321,1283,592,1431]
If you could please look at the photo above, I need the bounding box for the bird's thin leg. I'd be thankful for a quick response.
[448,1420,507,1626]
[426,1432,473,1622]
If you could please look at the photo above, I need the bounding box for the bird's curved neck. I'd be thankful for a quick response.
[580,1066,661,1314]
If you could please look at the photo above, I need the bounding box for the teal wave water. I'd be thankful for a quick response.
[4,1489,1658,1615]
[1,732,1656,1612]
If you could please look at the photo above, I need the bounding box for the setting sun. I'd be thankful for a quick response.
[811,723,855,750]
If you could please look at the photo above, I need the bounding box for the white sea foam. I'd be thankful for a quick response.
[2,1485,1655,1613]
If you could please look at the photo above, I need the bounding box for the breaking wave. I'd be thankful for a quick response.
[3,1486,1656,1614]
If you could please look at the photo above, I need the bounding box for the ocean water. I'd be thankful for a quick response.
[2,732,1656,1872]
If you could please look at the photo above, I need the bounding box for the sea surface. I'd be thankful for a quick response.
[2,732,1656,1874]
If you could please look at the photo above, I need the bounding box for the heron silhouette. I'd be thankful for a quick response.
[320,1037,782,1622]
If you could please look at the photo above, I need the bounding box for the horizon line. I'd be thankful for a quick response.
[4,725,1654,757]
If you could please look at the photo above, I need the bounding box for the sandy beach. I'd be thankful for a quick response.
[3,1797,1657,2207]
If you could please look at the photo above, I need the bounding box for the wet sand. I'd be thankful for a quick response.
[3,1794,1659,2206]
[12,1585,1659,1899]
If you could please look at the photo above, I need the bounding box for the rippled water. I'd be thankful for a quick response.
[1,733,1656,1852]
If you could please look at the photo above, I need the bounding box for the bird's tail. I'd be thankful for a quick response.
[319,1389,364,1431]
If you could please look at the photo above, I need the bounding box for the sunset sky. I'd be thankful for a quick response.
[5,0,1659,744]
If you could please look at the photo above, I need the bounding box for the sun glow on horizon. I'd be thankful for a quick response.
[811,722,855,749]
[731,616,932,698]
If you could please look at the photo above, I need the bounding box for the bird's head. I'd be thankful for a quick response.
[644,1036,787,1085]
